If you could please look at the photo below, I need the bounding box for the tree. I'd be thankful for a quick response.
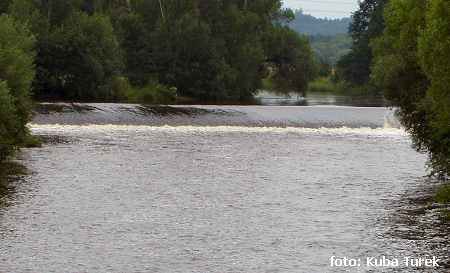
[265,25,318,95]
[334,0,388,94]
[372,0,449,175]
[34,12,123,100]
[417,0,450,174]
[0,14,36,162]
[27,0,82,27]
[0,81,19,162]
[6,0,319,102]
[121,0,318,101]
[116,12,154,86]
[0,0,13,13]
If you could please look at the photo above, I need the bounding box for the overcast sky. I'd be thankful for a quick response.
[282,0,359,19]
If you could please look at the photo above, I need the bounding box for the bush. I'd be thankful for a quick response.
[432,183,450,221]
[308,77,337,93]
[0,13,35,129]
[0,82,19,162]
[120,78,178,104]
[34,12,123,100]
[0,14,38,164]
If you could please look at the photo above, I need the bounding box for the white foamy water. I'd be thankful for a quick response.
[29,124,406,136]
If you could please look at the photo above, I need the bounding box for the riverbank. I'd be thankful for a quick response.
[433,183,450,221]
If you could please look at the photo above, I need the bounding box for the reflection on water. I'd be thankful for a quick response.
[0,161,29,208]
[379,179,450,270]
[0,104,448,272]
[255,91,386,107]
[34,103,99,114]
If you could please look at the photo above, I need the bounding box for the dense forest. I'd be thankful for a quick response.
[0,0,320,163]
[2,0,318,103]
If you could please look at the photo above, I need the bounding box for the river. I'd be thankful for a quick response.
[0,103,448,272]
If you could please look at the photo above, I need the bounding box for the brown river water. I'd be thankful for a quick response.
[0,103,448,272]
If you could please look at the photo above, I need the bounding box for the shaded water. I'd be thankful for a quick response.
[33,103,390,128]
[0,104,448,272]
[254,91,386,107]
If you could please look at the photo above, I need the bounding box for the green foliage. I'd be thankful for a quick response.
[0,0,12,13]
[9,0,50,38]
[119,78,178,104]
[29,0,81,27]
[151,6,231,100]
[308,77,336,93]
[264,26,318,95]
[433,184,450,204]
[317,58,331,77]
[432,183,450,221]
[6,0,318,102]
[116,13,153,87]
[115,0,318,101]
[0,82,18,161]
[287,12,352,70]
[417,0,450,175]
[0,14,37,162]
[35,12,123,100]
[334,0,388,95]
[0,13,35,132]
[308,34,352,67]
[372,0,449,176]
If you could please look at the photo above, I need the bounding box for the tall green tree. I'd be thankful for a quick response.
[116,13,154,86]
[35,12,123,100]
[264,25,318,95]
[372,0,449,175]
[114,0,318,101]
[417,0,450,174]
[0,14,36,162]
[334,0,388,94]
[7,0,318,102]
[27,0,82,27]
[0,81,19,162]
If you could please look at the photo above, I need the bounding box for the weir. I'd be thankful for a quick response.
[32,103,401,129]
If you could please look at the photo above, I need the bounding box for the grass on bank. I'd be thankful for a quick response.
[116,78,196,104]
[308,76,383,98]
[117,78,178,104]
[308,77,337,93]
[432,183,450,221]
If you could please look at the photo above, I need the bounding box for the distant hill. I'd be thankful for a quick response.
[288,10,351,35]
[308,34,352,66]
[287,10,353,67]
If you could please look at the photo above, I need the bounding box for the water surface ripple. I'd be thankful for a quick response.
[0,104,448,272]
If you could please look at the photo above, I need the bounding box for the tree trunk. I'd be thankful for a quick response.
[158,0,165,20]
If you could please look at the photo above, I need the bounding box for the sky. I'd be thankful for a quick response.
[282,0,359,19]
